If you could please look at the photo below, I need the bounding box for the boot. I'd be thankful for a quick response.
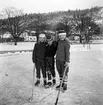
[48,82,52,87]
[56,82,64,90]
[56,84,61,90]
[35,80,40,86]
[43,80,47,87]
[62,83,67,92]
[52,79,56,85]
[44,81,52,88]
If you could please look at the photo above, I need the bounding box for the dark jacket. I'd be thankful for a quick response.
[45,41,57,57]
[32,42,46,63]
[56,38,70,62]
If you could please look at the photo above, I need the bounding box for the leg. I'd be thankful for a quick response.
[56,60,63,84]
[63,66,69,90]
[51,57,56,78]
[45,57,52,87]
[46,58,52,81]
[56,60,68,91]
[50,57,56,85]
[61,63,69,91]
[35,60,41,86]
[41,60,47,86]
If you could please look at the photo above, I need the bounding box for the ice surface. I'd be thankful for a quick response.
[0,42,103,105]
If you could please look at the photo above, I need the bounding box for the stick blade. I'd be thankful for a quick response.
[55,98,58,105]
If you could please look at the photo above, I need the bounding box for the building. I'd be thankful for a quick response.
[20,31,37,42]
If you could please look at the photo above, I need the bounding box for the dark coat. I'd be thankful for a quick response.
[56,38,70,62]
[32,42,46,63]
[45,41,58,57]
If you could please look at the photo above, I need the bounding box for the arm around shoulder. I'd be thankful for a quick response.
[65,39,70,63]
[32,43,37,63]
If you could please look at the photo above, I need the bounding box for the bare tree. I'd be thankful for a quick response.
[55,15,74,37]
[28,13,49,41]
[73,9,100,44]
[0,14,4,43]
[2,7,28,45]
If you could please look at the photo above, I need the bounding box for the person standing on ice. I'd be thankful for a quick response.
[45,35,57,88]
[32,33,47,87]
[56,32,70,91]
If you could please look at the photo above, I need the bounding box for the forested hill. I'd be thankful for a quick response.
[28,6,103,23]
[0,6,103,45]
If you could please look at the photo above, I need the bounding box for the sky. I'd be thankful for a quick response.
[0,0,103,14]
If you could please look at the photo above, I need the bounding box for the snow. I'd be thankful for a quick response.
[0,42,35,51]
[0,42,103,53]
[0,42,103,105]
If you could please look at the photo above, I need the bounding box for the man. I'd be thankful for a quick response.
[45,35,57,88]
[56,32,70,91]
[32,33,47,87]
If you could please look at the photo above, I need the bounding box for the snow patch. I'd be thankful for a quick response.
[0,51,32,57]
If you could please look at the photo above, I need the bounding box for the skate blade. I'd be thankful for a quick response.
[55,88,66,93]
[44,84,55,89]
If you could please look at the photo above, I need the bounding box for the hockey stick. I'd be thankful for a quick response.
[55,65,69,105]
[29,64,35,101]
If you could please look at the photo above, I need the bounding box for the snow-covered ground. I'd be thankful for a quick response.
[0,41,103,53]
[0,42,34,51]
[0,42,103,105]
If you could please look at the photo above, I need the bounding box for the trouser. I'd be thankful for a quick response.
[46,57,56,81]
[56,60,69,84]
[35,58,46,80]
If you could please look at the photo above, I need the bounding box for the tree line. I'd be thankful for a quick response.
[0,6,102,45]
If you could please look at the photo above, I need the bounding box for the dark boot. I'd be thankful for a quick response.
[44,81,52,88]
[53,79,56,85]
[62,83,67,92]
[56,84,60,89]
[43,80,47,87]
[56,82,64,90]
[48,82,52,87]
[62,84,67,92]
[35,80,40,86]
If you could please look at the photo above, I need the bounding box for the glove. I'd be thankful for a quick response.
[64,62,70,67]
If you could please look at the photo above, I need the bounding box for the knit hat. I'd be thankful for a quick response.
[46,35,53,42]
[39,33,45,38]
[58,32,66,36]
